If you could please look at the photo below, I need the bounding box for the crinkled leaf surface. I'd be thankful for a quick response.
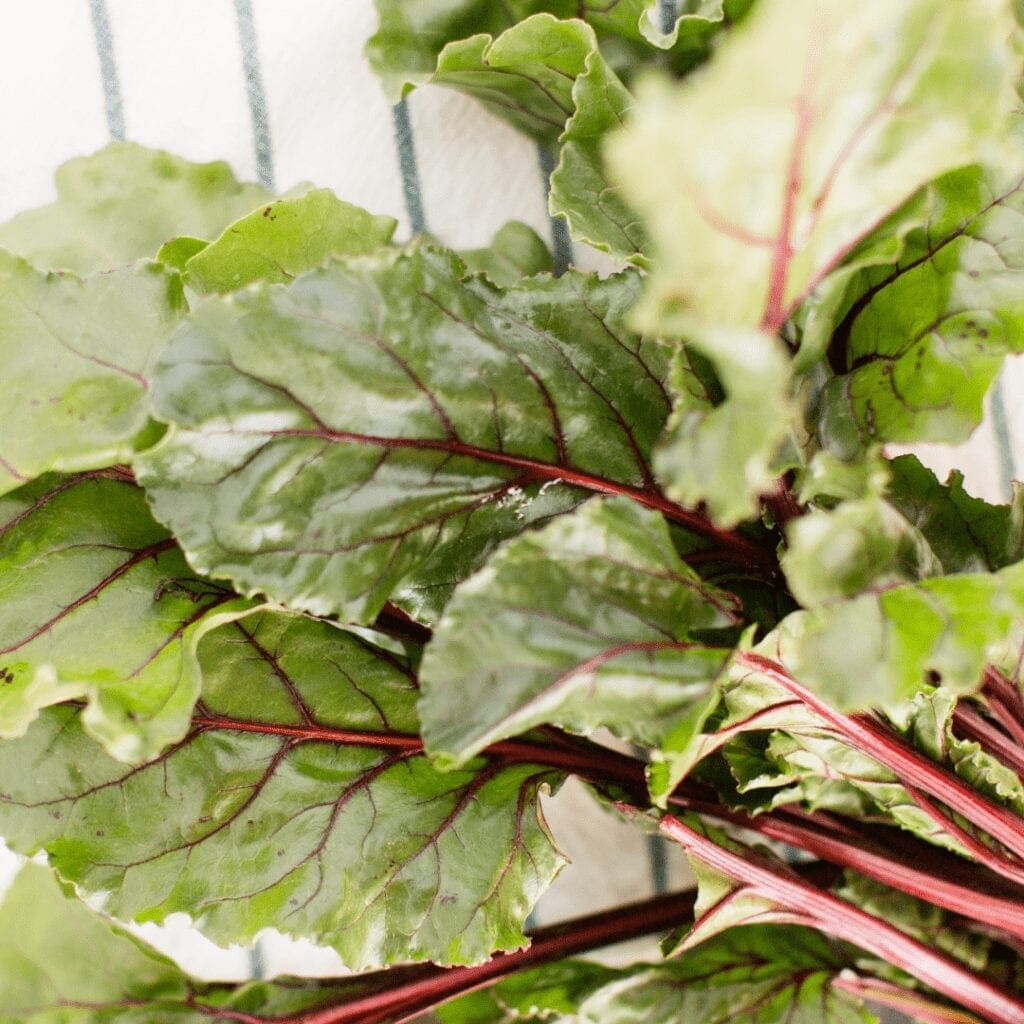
[366,0,736,103]
[441,926,874,1024]
[0,143,268,274]
[608,0,1017,335]
[885,455,1024,574]
[430,16,596,144]
[0,862,455,1022]
[0,472,249,762]
[0,609,565,969]
[135,251,672,623]
[817,165,1024,452]
[780,495,940,606]
[182,189,397,294]
[460,220,552,286]
[654,329,795,527]
[778,563,1024,711]
[550,46,646,264]
[419,498,736,766]
[0,253,184,495]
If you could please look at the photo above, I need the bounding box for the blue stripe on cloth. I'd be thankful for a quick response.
[658,0,679,35]
[991,377,1018,501]
[234,0,276,191]
[391,99,427,235]
[646,833,670,895]
[537,145,573,276]
[87,0,124,141]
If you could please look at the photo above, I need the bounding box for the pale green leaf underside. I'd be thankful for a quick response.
[0,473,250,763]
[441,925,874,1024]
[419,498,735,766]
[135,249,670,623]
[182,189,398,294]
[0,253,184,495]
[0,142,269,274]
[0,609,564,969]
[609,0,1017,336]
[0,863,444,1021]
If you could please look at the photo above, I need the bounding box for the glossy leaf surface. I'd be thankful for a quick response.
[0,610,564,968]
[420,498,736,765]
[136,251,671,622]
[0,473,248,762]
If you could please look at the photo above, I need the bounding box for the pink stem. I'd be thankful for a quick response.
[660,814,1024,1024]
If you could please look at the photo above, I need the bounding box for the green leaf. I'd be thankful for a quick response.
[419,497,736,766]
[0,252,184,495]
[442,926,875,1024]
[182,189,397,294]
[549,46,647,264]
[0,143,269,274]
[365,1,737,105]
[0,473,250,762]
[608,0,1018,336]
[886,454,1024,573]
[780,495,940,606]
[135,250,671,623]
[0,610,565,969]
[654,329,796,527]
[779,562,1024,711]
[0,862,485,1021]
[430,16,598,144]
[460,220,553,286]
[909,690,1024,816]
[816,165,1024,451]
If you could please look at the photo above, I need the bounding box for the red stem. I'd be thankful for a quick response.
[668,789,1024,942]
[660,814,1024,1024]
[831,976,985,1024]
[736,653,1024,874]
[274,887,703,1024]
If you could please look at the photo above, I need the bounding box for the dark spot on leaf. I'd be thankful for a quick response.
[96,830,105,837]
[979,329,989,339]
[926,669,942,685]
[263,207,272,218]
[969,269,980,278]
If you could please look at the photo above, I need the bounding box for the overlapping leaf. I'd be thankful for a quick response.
[0,609,565,969]
[778,562,1024,711]
[440,925,875,1024]
[135,250,672,622]
[654,328,796,527]
[366,0,739,104]
[419,498,737,766]
[0,862,469,1022]
[608,0,1017,337]
[816,165,1024,452]
[181,189,397,293]
[460,220,553,286]
[549,45,646,264]
[0,143,268,274]
[0,253,184,494]
[0,473,249,762]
